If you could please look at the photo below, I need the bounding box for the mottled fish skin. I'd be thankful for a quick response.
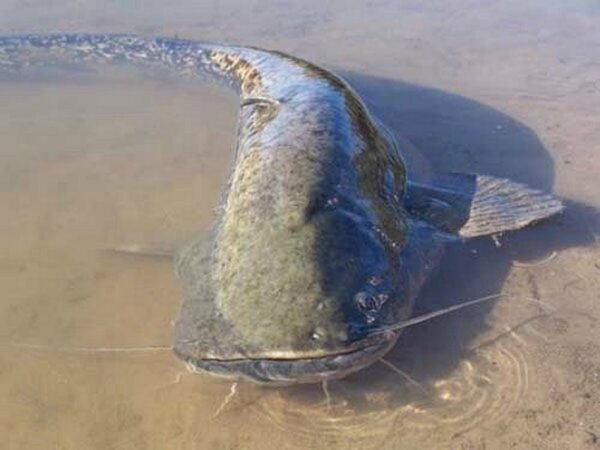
[0,34,424,382]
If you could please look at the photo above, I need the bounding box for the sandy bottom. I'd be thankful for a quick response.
[1,1,600,449]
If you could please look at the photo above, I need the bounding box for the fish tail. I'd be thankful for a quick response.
[0,33,263,94]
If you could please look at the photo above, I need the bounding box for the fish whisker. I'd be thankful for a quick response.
[379,357,429,395]
[213,382,239,418]
[372,293,555,335]
[4,342,173,353]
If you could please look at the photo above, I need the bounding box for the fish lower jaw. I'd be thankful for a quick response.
[175,334,399,386]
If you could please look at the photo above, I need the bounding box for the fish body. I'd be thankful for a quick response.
[0,34,563,385]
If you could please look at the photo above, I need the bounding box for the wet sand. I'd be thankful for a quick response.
[1,1,599,449]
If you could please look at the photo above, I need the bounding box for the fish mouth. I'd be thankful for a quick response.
[173,332,399,386]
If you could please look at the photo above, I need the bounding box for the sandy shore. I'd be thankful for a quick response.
[0,1,599,449]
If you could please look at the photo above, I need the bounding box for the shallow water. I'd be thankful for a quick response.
[1,1,600,449]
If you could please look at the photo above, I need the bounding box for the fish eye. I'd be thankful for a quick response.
[355,292,379,313]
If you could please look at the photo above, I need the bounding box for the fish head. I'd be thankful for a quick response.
[173,194,413,386]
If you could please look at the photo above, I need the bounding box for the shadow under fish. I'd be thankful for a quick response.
[0,34,564,386]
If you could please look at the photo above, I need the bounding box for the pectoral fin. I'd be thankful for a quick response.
[406,173,564,238]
